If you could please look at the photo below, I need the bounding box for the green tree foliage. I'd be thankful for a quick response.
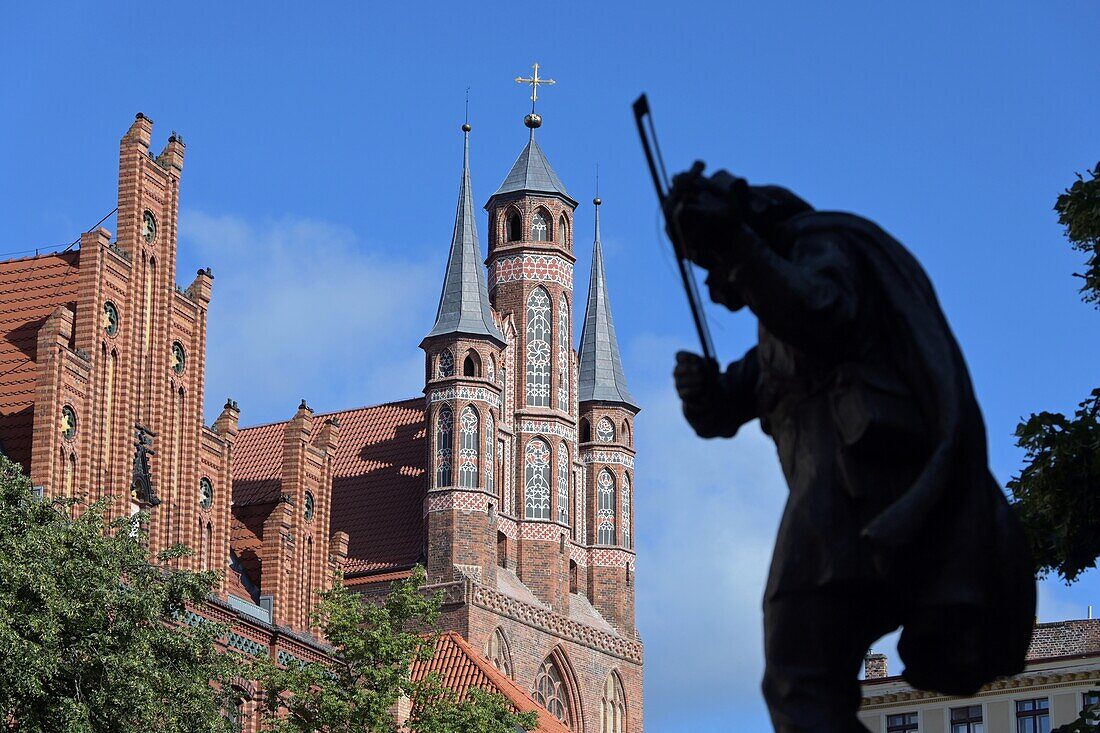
[252,566,536,733]
[0,456,243,732]
[1056,162,1100,307]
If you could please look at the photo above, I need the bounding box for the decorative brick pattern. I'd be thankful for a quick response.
[490,254,574,290]
[428,385,501,409]
[582,450,634,468]
[520,419,576,443]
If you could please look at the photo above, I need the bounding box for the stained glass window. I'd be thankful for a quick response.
[436,406,453,487]
[61,405,77,440]
[531,212,548,242]
[601,673,627,733]
[459,406,479,488]
[524,439,551,520]
[532,657,571,725]
[526,288,551,407]
[557,442,569,525]
[557,294,569,412]
[622,473,631,549]
[597,470,616,545]
[103,301,119,336]
[485,412,495,496]
[171,341,186,375]
[486,628,512,678]
[199,477,213,510]
[438,350,454,378]
[304,491,315,521]
[597,417,615,442]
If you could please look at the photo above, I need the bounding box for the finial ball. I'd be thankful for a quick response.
[524,113,543,129]
[461,123,471,133]
[593,197,602,206]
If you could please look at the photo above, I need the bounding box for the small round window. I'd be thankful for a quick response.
[171,341,186,375]
[142,211,157,243]
[103,301,119,337]
[304,492,315,521]
[61,405,77,440]
[199,477,213,510]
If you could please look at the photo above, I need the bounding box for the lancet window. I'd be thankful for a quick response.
[438,349,454,378]
[435,406,453,487]
[459,406,479,488]
[557,442,570,525]
[597,469,616,545]
[526,288,552,407]
[557,294,569,412]
[486,628,513,679]
[524,438,551,520]
[485,412,495,495]
[532,212,549,241]
[532,656,572,725]
[601,673,627,733]
[597,417,615,442]
[622,473,632,549]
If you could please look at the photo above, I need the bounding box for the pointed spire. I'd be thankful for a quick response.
[488,135,575,206]
[425,123,505,347]
[579,197,637,409]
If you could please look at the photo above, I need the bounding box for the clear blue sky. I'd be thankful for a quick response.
[3,2,1098,731]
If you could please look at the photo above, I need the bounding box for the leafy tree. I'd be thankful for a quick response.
[0,456,243,732]
[1009,162,1100,583]
[252,565,537,733]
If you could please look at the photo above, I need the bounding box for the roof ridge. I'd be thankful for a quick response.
[236,396,425,433]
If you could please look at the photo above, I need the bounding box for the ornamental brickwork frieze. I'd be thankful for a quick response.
[425,488,496,515]
[428,386,501,410]
[489,254,573,290]
[582,450,634,469]
[519,419,576,443]
[589,547,634,569]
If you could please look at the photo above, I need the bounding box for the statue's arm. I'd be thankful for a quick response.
[726,231,859,351]
[681,347,759,439]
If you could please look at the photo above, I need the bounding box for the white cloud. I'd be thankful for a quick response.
[178,210,437,425]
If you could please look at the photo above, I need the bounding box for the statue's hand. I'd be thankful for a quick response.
[674,351,730,438]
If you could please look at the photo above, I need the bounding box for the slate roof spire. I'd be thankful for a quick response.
[578,198,637,409]
[425,123,505,347]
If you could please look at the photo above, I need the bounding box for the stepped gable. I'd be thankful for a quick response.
[0,251,80,470]
[232,397,427,577]
[411,632,573,733]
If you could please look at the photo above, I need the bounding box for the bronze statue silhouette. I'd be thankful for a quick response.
[667,167,1036,733]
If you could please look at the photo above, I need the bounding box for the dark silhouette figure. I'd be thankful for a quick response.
[668,167,1035,733]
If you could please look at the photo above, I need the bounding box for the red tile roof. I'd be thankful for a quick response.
[233,397,427,575]
[412,632,573,733]
[0,251,80,470]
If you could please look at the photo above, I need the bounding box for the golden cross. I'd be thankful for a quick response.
[515,63,556,106]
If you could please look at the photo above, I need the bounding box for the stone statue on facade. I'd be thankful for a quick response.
[666,166,1036,732]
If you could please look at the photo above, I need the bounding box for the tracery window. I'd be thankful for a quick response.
[524,438,551,520]
[485,412,495,495]
[601,673,627,733]
[622,473,632,549]
[199,477,213,510]
[526,288,552,407]
[436,406,453,487]
[438,350,454,378]
[532,657,571,725]
[597,417,615,442]
[557,294,569,412]
[531,212,548,242]
[459,406,479,488]
[486,627,513,679]
[487,355,496,382]
[558,214,568,247]
[557,442,569,525]
[597,469,616,545]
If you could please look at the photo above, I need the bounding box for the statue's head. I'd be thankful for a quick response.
[737,182,814,242]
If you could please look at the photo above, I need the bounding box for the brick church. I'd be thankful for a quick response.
[1,102,641,732]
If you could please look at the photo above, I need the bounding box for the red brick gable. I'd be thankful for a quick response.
[232,397,427,577]
[0,251,80,470]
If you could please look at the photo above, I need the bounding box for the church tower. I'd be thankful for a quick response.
[421,122,507,587]
[578,198,639,635]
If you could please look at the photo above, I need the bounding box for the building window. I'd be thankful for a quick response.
[486,627,513,679]
[304,491,315,521]
[487,355,496,382]
[1016,699,1050,733]
[531,212,549,242]
[597,469,616,545]
[199,477,213,510]
[171,341,186,375]
[601,672,627,733]
[597,417,615,442]
[580,418,591,443]
[887,712,918,733]
[438,349,454,378]
[532,657,571,725]
[463,351,480,377]
[459,406,479,488]
[1085,690,1100,712]
[622,473,632,549]
[61,405,77,440]
[485,412,495,496]
[524,438,551,520]
[435,406,453,487]
[951,705,982,733]
[558,214,568,246]
[103,301,119,336]
[526,287,552,407]
[557,442,569,525]
[497,531,507,569]
[507,211,522,242]
[557,294,569,412]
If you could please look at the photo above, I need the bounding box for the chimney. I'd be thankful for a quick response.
[864,652,888,680]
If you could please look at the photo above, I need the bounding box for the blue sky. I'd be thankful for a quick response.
[3,2,1099,730]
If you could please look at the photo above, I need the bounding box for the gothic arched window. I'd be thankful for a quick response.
[580,418,591,443]
[436,406,453,487]
[597,417,616,442]
[557,294,569,412]
[463,350,481,377]
[526,288,552,407]
[558,214,569,247]
[485,412,495,495]
[487,354,496,382]
[622,473,632,549]
[438,349,455,378]
[532,656,572,725]
[601,672,628,733]
[459,406,480,488]
[531,212,549,242]
[557,442,569,525]
[524,438,551,520]
[597,469,616,545]
[507,211,522,242]
[486,627,513,679]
